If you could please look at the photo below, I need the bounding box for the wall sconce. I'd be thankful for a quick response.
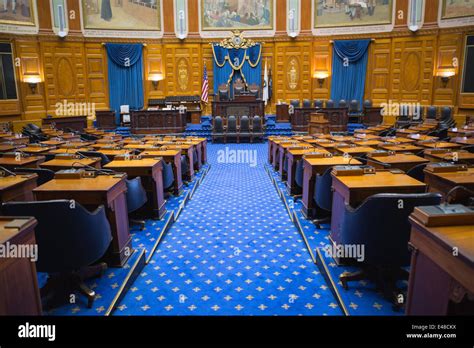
[148,73,164,90]
[24,75,41,94]
[437,70,456,88]
[313,71,329,88]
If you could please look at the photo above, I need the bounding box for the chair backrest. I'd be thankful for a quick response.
[14,168,55,186]
[1,200,112,273]
[162,161,174,190]
[214,116,224,133]
[441,106,452,121]
[314,100,323,108]
[126,177,148,213]
[406,163,428,183]
[77,151,110,166]
[302,99,311,108]
[233,79,245,95]
[338,100,347,108]
[252,115,263,133]
[314,167,333,212]
[326,99,335,108]
[240,115,250,132]
[349,100,359,112]
[294,159,304,188]
[363,99,372,108]
[227,115,237,132]
[248,83,259,97]
[341,193,442,266]
[427,106,437,119]
[290,99,300,108]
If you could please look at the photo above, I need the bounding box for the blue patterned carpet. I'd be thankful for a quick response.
[114,144,343,315]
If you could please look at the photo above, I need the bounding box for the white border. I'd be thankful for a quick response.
[287,0,301,38]
[312,0,396,36]
[407,0,425,30]
[80,0,163,39]
[174,0,188,40]
[0,0,39,35]
[198,0,276,38]
[438,0,474,28]
[50,0,69,36]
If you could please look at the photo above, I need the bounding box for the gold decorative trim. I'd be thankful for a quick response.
[216,30,258,49]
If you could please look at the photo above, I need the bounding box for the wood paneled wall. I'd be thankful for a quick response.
[1,0,473,127]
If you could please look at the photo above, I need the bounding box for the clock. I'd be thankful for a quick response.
[232,35,242,47]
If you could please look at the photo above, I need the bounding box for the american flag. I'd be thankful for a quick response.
[201,64,209,103]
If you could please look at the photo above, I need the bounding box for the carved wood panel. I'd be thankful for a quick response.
[312,40,331,100]
[163,44,201,97]
[365,38,391,106]
[85,43,109,110]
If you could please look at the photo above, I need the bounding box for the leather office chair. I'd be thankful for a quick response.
[348,99,362,123]
[427,127,449,140]
[325,99,335,108]
[363,99,372,108]
[462,145,474,154]
[192,147,199,170]
[80,133,99,141]
[218,83,229,101]
[162,161,174,193]
[14,167,55,186]
[290,99,300,108]
[314,100,323,109]
[239,115,251,143]
[426,106,437,120]
[212,116,225,143]
[406,163,428,183]
[77,151,110,167]
[339,193,442,307]
[294,159,304,194]
[226,115,238,143]
[302,99,311,108]
[126,177,148,230]
[312,167,333,228]
[181,155,190,183]
[396,104,411,128]
[2,200,112,309]
[252,115,264,143]
[338,100,348,108]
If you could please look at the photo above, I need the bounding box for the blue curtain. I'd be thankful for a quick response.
[106,43,144,124]
[212,44,262,95]
[330,39,370,108]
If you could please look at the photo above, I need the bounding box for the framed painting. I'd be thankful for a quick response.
[314,0,394,28]
[442,0,474,20]
[81,0,161,31]
[201,0,273,31]
[0,0,35,26]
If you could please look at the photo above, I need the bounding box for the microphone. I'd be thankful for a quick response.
[0,165,16,176]
[70,162,115,176]
[444,185,474,205]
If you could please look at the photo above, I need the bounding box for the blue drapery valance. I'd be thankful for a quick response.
[330,39,370,108]
[211,43,262,94]
[105,43,144,124]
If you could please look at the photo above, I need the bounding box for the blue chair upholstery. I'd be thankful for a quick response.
[302,99,311,108]
[239,115,251,143]
[363,99,372,108]
[226,115,238,143]
[290,99,300,108]
[2,200,112,308]
[126,177,148,230]
[212,116,225,143]
[348,99,362,123]
[162,161,174,191]
[426,106,437,120]
[252,116,264,143]
[326,99,335,108]
[294,159,304,189]
[406,163,428,183]
[338,100,348,108]
[314,100,323,108]
[312,167,333,227]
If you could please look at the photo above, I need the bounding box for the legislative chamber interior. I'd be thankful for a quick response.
[0,0,473,319]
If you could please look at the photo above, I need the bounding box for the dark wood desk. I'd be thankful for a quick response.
[450,137,474,146]
[301,156,361,219]
[277,142,311,179]
[367,153,429,172]
[0,144,19,152]
[363,106,383,126]
[140,149,183,195]
[286,148,328,195]
[0,137,29,146]
[20,146,56,155]
[212,99,264,119]
[42,116,88,132]
[130,109,186,134]
[272,140,300,171]
[0,174,37,202]
[407,213,474,315]
[417,141,462,150]
[96,149,132,160]
[330,171,426,245]
[377,143,423,153]
[0,156,45,170]
[424,168,474,204]
[333,146,377,157]
[276,104,289,122]
[318,108,349,132]
[40,158,101,171]
[95,110,117,130]
[104,158,166,219]
[0,217,42,315]
[423,150,474,164]
[34,176,131,267]
[291,107,318,132]
[166,144,195,181]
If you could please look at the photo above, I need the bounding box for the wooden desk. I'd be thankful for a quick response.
[166,144,195,180]
[0,174,37,202]
[34,176,131,267]
[0,217,42,315]
[96,149,131,160]
[20,146,55,155]
[353,133,381,140]
[0,144,19,152]
[334,146,376,156]
[212,99,264,119]
[0,156,45,170]
[40,158,101,171]
[417,141,462,150]
[268,137,291,165]
[47,148,93,155]
[272,141,299,170]
[41,139,66,147]
[367,153,429,172]
[330,171,426,245]
[278,142,312,178]
[140,149,183,195]
[130,110,187,134]
[352,139,383,147]
[95,110,117,130]
[450,137,474,146]
[301,156,361,219]
[104,158,166,219]
[363,106,383,126]
[424,150,474,164]
[0,137,29,146]
[377,143,423,153]
[276,104,289,122]
[286,148,327,195]
[407,214,474,315]
[447,128,474,138]
[424,168,474,204]
[42,115,88,132]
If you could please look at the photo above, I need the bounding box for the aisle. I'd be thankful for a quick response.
[115,143,342,315]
